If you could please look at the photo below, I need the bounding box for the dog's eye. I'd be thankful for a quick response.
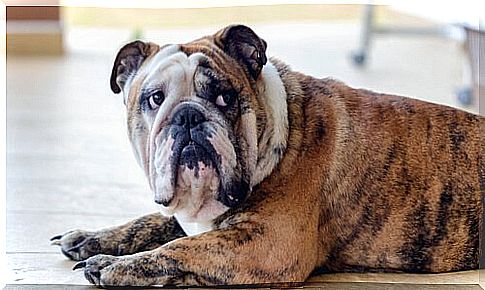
[148,91,165,109]
[216,93,233,108]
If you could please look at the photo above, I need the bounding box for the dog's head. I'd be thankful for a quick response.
[110,25,288,223]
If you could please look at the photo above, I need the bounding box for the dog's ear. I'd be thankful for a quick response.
[110,40,159,94]
[215,25,267,79]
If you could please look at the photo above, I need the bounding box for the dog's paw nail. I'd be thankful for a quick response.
[50,234,63,241]
[72,261,87,270]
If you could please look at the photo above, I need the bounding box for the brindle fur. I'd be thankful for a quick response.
[52,25,483,287]
[52,214,185,261]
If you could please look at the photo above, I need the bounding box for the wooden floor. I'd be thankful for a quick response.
[6,23,483,289]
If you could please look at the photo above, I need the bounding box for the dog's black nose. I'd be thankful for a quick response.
[173,107,206,129]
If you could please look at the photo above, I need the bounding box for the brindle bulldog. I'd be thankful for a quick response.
[51,25,484,287]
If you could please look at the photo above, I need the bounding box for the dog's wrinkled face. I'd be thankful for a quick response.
[110,25,288,224]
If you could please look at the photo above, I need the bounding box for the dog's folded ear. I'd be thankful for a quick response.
[110,40,159,94]
[215,25,267,79]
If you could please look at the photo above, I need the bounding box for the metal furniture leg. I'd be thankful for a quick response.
[351,4,374,67]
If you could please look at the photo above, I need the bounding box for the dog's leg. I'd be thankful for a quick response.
[74,217,316,287]
[51,213,185,261]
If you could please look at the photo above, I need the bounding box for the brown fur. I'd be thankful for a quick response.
[268,60,482,273]
[52,25,483,287]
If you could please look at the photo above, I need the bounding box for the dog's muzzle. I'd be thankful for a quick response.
[153,105,220,207]
[170,105,217,171]
[153,103,249,216]
[173,107,214,167]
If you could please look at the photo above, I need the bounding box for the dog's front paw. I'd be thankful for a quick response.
[73,254,120,286]
[74,254,158,287]
[51,230,102,261]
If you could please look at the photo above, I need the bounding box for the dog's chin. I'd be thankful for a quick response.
[157,144,229,222]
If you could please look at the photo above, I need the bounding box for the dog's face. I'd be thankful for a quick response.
[110,25,288,223]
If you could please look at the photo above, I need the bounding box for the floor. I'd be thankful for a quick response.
[6,23,483,288]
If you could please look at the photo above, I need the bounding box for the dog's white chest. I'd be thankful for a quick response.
[176,219,213,236]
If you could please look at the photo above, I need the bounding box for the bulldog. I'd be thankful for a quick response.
[51,25,484,287]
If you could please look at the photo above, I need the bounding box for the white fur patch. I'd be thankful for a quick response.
[253,62,288,186]
[157,159,225,221]
[123,44,180,104]
[153,136,176,212]
[175,219,213,236]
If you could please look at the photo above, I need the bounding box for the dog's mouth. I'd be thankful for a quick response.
[153,128,223,218]
[168,141,222,221]
[177,141,218,179]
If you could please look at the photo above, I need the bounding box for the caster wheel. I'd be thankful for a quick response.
[351,51,366,66]
[457,87,473,106]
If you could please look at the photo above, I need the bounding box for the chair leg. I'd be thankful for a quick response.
[351,4,375,67]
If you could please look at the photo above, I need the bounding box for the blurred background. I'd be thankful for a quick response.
[5,0,485,286]
[6,1,485,111]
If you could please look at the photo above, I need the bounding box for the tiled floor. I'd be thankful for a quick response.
[6,23,483,288]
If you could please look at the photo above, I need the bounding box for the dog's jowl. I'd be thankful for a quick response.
[51,25,484,287]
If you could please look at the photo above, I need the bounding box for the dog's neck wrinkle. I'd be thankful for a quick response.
[252,61,289,187]
[262,58,306,182]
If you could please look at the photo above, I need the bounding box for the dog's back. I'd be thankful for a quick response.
[284,72,483,273]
